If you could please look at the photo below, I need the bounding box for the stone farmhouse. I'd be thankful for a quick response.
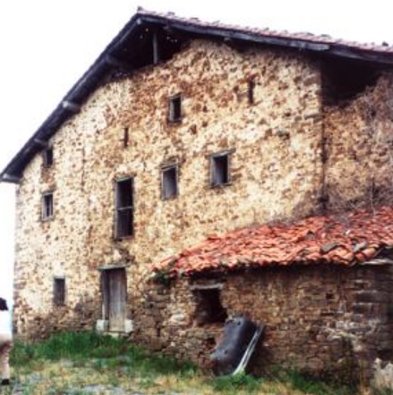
[3,8,393,384]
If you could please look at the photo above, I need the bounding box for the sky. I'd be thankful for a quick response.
[0,0,392,301]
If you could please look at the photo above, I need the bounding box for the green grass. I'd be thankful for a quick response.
[210,372,263,393]
[12,331,126,362]
[374,390,393,395]
[12,330,196,376]
[9,332,362,395]
[277,370,355,395]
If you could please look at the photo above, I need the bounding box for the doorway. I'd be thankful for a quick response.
[101,268,127,332]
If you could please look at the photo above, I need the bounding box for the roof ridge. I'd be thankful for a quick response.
[135,8,393,52]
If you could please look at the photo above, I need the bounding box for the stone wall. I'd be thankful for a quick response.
[134,265,393,384]
[12,35,393,386]
[13,40,323,336]
[324,72,393,211]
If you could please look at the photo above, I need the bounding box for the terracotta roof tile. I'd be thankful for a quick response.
[153,206,393,278]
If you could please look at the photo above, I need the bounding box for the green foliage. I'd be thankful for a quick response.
[12,331,125,364]
[11,332,360,395]
[11,340,36,366]
[11,331,197,378]
[125,345,196,376]
[283,370,354,395]
[374,389,393,395]
[210,372,263,393]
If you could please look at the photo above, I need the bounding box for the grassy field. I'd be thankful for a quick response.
[3,331,361,394]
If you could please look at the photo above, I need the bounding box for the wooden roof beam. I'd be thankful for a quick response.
[61,100,81,113]
[152,30,160,64]
[1,173,21,183]
[105,55,131,70]
[33,138,48,148]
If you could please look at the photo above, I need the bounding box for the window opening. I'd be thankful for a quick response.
[115,178,133,238]
[43,147,54,167]
[123,128,129,148]
[53,277,65,306]
[193,288,228,326]
[161,165,178,199]
[168,94,182,122]
[42,192,54,220]
[211,153,230,187]
[247,79,255,104]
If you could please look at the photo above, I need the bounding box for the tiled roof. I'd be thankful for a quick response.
[153,206,393,278]
[139,8,393,56]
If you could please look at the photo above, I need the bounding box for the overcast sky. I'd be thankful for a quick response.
[1,0,392,301]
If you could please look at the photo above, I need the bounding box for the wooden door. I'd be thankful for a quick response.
[102,269,127,332]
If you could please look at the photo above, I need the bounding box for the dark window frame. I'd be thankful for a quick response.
[41,191,54,220]
[53,277,66,306]
[161,164,179,200]
[168,94,182,123]
[114,177,134,239]
[210,150,234,188]
[42,146,54,167]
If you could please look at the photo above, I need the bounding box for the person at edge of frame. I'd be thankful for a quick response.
[0,297,12,386]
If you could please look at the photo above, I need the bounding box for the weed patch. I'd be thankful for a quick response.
[10,332,363,395]
[12,331,125,365]
[279,370,355,395]
[210,372,263,393]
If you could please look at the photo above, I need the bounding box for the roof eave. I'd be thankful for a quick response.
[141,13,393,65]
[0,172,21,184]
[2,11,393,182]
[0,13,142,183]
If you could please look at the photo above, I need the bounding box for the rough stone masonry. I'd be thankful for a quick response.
[12,35,393,384]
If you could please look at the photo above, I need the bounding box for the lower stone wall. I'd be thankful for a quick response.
[14,262,393,384]
[132,264,393,384]
[13,289,101,340]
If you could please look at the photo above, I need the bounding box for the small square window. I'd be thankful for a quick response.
[115,178,133,238]
[161,165,178,200]
[168,94,182,122]
[211,153,230,187]
[42,192,54,220]
[193,287,227,326]
[43,147,54,167]
[53,277,65,306]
